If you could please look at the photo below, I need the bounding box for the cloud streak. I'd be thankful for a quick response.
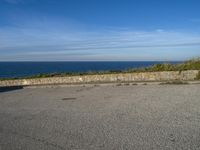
[0,18,200,61]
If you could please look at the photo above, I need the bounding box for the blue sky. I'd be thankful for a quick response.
[0,0,200,61]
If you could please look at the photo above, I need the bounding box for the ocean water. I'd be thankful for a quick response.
[0,61,181,78]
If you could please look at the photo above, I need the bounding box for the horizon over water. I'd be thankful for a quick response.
[0,61,182,78]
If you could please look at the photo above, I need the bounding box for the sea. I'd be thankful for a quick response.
[0,61,181,78]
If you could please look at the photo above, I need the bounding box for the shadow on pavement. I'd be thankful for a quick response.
[0,86,23,93]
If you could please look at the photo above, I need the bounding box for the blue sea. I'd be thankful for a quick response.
[0,61,181,78]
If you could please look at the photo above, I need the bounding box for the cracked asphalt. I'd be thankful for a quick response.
[0,84,200,150]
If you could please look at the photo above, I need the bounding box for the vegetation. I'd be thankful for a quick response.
[0,58,200,81]
[127,58,200,72]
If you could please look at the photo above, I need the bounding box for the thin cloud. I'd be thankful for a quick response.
[1,28,200,50]
[0,18,200,61]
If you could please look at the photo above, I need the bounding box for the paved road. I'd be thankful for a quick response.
[0,84,200,150]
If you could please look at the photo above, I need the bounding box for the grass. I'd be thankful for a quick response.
[1,58,200,81]
[127,58,200,72]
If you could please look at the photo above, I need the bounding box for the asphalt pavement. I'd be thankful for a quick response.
[0,84,200,150]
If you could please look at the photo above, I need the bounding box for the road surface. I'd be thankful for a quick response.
[0,84,200,150]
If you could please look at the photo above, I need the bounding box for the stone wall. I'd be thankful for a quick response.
[0,70,199,87]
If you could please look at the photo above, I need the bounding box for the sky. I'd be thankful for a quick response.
[0,0,200,61]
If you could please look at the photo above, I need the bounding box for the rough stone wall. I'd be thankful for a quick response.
[0,70,199,87]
